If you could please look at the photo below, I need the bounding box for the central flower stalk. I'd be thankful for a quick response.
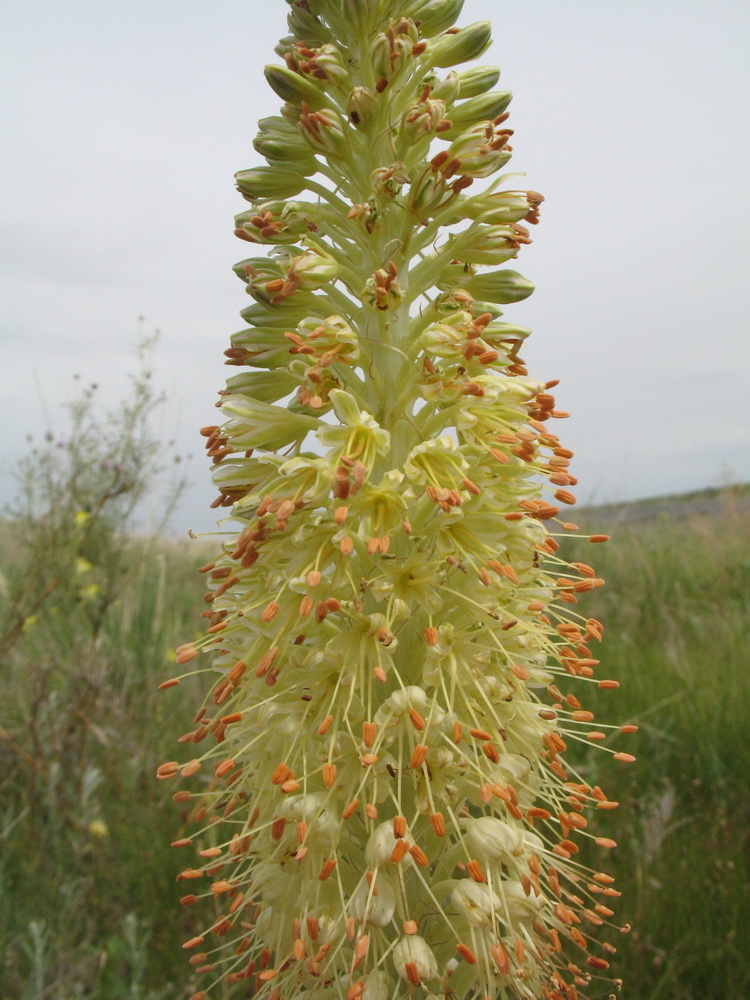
[159,3,632,998]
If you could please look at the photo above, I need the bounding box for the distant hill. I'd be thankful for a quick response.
[576,483,750,528]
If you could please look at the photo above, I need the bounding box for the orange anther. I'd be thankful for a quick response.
[429,812,446,837]
[467,859,486,883]
[408,708,426,731]
[457,943,477,964]
[318,858,337,881]
[409,844,429,867]
[342,799,359,819]
[318,714,333,735]
[390,839,410,863]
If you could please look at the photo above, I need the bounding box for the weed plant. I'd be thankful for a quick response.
[0,346,202,998]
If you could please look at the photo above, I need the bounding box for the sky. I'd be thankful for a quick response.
[2,0,749,535]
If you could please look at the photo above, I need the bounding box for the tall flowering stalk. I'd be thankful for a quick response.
[160,3,633,998]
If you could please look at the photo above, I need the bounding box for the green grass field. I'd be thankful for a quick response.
[1,488,748,999]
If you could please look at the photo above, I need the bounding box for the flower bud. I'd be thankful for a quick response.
[425,22,492,70]
[253,129,319,172]
[224,368,297,404]
[348,86,379,129]
[235,166,306,200]
[442,91,512,136]
[462,816,524,864]
[286,6,329,46]
[455,64,502,98]
[239,300,314,330]
[221,396,319,452]
[422,70,460,104]
[462,268,536,304]
[348,874,396,927]
[392,935,438,982]
[411,0,465,37]
[264,64,327,108]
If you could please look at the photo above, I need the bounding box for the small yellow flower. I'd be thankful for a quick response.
[88,819,108,839]
[74,510,89,526]
[21,614,39,633]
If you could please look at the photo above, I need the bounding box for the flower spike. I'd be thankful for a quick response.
[163,4,627,999]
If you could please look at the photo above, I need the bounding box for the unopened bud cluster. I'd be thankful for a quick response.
[160,2,630,999]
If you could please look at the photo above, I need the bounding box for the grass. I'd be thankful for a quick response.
[0,528,210,999]
[0,487,748,999]
[561,486,750,998]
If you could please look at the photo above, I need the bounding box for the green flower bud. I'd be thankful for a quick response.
[462,268,535,304]
[425,21,492,69]
[239,300,318,329]
[253,132,319,172]
[224,369,298,404]
[285,6,330,47]
[226,326,293,369]
[422,69,460,104]
[455,64,501,98]
[235,166,306,200]
[232,255,283,286]
[264,64,327,108]
[221,394,319,452]
[441,90,512,137]
[410,0,465,37]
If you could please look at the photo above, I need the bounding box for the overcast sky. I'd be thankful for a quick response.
[2,0,749,534]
